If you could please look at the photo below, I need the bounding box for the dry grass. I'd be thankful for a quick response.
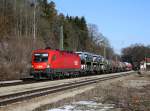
[0,37,45,80]
[99,85,150,111]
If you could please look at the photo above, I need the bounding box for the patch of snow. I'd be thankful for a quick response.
[75,101,97,105]
[48,105,74,111]
[47,101,114,111]
[48,109,63,111]
[63,105,74,110]
[47,105,74,111]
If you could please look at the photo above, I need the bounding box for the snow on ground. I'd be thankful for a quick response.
[47,101,114,111]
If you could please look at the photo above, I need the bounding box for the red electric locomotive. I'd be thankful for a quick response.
[30,48,81,79]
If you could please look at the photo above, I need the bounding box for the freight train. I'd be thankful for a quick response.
[30,48,132,80]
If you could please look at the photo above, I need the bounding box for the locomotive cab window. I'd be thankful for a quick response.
[34,53,48,62]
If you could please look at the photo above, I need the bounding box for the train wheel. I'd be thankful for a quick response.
[50,74,53,80]
[62,73,65,79]
[71,73,74,78]
[56,73,60,80]
[75,72,79,77]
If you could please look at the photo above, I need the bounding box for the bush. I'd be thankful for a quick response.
[0,37,45,80]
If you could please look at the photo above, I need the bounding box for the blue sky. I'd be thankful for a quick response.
[50,0,150,54]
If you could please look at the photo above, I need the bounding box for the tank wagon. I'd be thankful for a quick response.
[30,48,132,80]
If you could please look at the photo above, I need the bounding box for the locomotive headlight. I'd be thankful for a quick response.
[47,64,50,68]
[32,65,34,68]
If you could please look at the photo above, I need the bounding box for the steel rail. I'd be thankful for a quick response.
[0,71,133,106]
[0,79,49,87]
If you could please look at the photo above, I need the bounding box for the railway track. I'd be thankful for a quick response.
[0,71,134,106]
[0,79,50,87]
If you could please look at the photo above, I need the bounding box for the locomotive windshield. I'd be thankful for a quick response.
[34,53,48,62]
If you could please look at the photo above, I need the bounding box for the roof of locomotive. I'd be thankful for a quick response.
[33,49,77,55]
